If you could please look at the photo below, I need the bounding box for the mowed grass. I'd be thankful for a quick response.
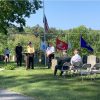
[0,63,100,100]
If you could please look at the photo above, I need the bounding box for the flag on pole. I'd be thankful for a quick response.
[56,38,68,50]
[80,35,94,52]
[43,14,49,33]
[40,40,47,51]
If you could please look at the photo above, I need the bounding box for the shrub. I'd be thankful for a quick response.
[5,65,16,70]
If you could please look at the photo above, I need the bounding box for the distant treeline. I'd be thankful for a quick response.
[0,25,100,57]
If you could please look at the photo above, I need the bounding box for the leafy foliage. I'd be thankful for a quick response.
[46,25,100,57]
[5,64,16,70]
[7,33,40,55]
[0,0,42,34]
[0,25,100,57]
[0,34,7,54]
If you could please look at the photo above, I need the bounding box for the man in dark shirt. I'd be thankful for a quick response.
[15,43,23,66]
[54,51,71,76]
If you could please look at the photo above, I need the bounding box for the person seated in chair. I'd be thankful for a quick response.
[70,49,82,70]
[54,51,71,76]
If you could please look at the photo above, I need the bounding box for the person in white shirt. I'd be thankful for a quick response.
[71,49,82,65]
[4,47,10,63]
[46,43,55,69]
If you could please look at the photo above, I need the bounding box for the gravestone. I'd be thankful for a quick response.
[87,55,96,68]
[51,59,57,70]
[11,55,16,61]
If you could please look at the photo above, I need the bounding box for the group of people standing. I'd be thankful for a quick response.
[15,42,35,69]
[3,42,55,69]
[4,42,35,69]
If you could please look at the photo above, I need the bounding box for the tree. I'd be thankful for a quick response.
[70,25,89,34]
[0,34,7,54]
[7,34,40,55]
[0,0,42,34]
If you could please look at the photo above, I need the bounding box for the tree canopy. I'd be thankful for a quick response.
[0,0,42,34]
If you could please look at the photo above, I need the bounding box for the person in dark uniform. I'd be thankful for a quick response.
[54,51,71,76]
[15,43,23,66]
[26,42,35,69]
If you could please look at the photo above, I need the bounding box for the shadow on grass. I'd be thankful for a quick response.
[0,66,100,100]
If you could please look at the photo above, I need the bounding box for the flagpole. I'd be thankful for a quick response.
[80,33,82,56]
[67,32,69,56]
[43,0,47,66]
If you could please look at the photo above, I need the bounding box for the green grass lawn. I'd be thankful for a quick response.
[0,63,100,100]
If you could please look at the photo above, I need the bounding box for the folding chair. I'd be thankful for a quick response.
[61,62,71,77]
[79,64,91,81]
[91,63,100,79]
[72,61,83,73]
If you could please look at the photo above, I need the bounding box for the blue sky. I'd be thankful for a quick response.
[26,0,100,30]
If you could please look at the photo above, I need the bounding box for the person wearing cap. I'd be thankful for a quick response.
[46,43,55,69]
[27,42,35,69]
[15,43,23,66]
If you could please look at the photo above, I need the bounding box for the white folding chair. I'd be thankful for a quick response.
[79,64,91,81]
[61,62,71,77]
[91,63,100,79]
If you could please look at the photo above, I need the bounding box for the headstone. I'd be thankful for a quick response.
[11,55,16,62]
[87,55,96,68]
[51,59,57,70]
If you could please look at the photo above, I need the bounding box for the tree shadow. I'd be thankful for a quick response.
[0,68,100,100]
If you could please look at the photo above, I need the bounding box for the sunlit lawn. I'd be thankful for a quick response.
[0,62,100,100]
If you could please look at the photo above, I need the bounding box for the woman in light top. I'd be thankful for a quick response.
[4,47,10,63]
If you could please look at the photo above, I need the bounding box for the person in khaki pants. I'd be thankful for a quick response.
[26,42,35,69]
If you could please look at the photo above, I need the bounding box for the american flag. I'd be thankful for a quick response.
[43,14,49,33]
